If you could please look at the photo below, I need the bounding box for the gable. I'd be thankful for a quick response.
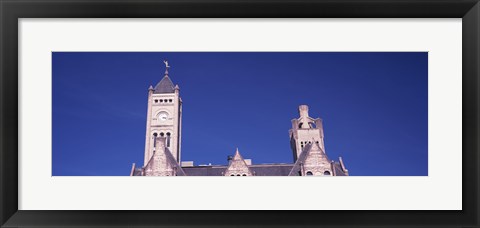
[224,149,253,176]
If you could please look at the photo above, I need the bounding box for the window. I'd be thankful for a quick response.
[242,174,247,176]
[154,99,158,103]
[169,99,173,102]
[166,132,171,147]
[160,132,164,137]
[230,174,235,176]
[306,171,313,176]
[153,133,158,148]
[324,171,331,176]
[236,174,241,176]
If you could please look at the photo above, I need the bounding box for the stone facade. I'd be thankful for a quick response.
[131,64,349,176]
[143,69,182,166]
[143,137,185,176]
[224,149,254,176]
[289,105,325,162]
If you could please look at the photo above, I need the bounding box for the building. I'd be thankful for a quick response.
[130,63,349,176]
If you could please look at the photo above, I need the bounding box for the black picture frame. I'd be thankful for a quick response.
[1,0,479,227]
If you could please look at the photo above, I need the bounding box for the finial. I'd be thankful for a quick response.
[163,60,170,75]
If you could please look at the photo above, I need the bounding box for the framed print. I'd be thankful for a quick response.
[1,0,479,227]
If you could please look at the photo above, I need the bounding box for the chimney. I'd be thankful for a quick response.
[227,155,233,165]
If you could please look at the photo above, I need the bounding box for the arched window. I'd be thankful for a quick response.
[166,132,171,147]
[160,132,164,137]
[242,174,247,176]
[306,171,313,176]
[153,133,158,148]
[299,123,303,128]
[230,174,235,176]
[324,171,331,176]
[169,99,173,102]
[154,99,158,103]
[160,99,164,103]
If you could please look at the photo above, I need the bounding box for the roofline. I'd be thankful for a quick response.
[181,163,295,169]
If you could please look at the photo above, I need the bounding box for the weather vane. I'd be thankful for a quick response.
[163,60,170,75]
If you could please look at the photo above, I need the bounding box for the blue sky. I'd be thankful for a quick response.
[52,52,428,176]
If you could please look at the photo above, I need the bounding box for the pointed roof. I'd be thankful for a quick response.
[144,140,185,176]
[233,148,242,159]
[288,142,329,176]
[224,148,253,176]
[153,75,175,94]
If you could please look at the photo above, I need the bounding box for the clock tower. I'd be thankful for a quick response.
[143,62,182,166]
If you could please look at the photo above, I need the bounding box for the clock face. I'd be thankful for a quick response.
[158,112,168,121]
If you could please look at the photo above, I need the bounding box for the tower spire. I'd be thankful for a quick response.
[163,60,170,75]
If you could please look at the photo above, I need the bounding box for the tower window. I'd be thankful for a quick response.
[242,174,247,176]
[306,171,313,176]
[166,132,171,147]
[169,99,173,102]
[160,99,164,103]
[153,133,158,148]
[154,99,158,103]
[324,171,331,176]
[230,174,235,176]
[160,132,164,137]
